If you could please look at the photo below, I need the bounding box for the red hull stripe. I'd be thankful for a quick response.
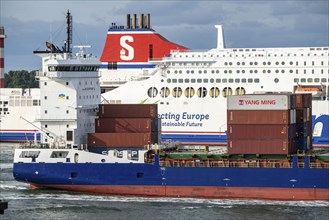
[33,184,329,201]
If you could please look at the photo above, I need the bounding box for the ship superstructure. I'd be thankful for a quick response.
[100,21,329,147]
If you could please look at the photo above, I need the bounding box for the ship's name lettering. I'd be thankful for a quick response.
[242,100,276,105]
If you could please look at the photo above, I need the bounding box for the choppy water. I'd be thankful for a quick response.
[1,143,328,220]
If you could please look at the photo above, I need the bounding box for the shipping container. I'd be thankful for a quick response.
[95,118,160,133]
[88,132,160,147]
[296,122,313,137]
[227,124,296,139]
[98,104,158,118]
[227,139,296,155]
[227,94,294,110]
[295,93,312,108]
[227,110,296,125]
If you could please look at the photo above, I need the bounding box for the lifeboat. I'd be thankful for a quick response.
[295,86,322,97]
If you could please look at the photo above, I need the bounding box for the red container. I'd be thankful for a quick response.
[227,139,296,155]
[227,110,295,125]
[227,124,296,139]
[88,132,159,147]
[98,104,158,118]
[296,93,312,108]
[95,118,160,133]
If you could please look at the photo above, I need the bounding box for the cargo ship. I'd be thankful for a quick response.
[12,18,329,200]
[1,13,329,148]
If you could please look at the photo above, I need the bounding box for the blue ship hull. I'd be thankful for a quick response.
[13,156,329,200]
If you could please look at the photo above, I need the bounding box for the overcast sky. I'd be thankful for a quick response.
[1,0,328,72]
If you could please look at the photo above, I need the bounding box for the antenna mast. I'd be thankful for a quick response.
[66,10,73,53]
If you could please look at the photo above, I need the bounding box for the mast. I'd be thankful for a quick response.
[65,10,73,53]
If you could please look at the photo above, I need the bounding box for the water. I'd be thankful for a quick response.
[1,144,328,220]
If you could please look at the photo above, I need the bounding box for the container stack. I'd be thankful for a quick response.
[88,104,160,149]
[227,93,312,155]
[295,93,312,152]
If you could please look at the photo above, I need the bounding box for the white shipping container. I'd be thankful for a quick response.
[227,94,291,110]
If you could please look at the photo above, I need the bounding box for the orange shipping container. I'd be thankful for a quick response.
[88,133,159,147]
[227,139,296,155]
[227,110,296,125]
[227,124,296,139]
[98,104,158,118]
[95,118,160,133]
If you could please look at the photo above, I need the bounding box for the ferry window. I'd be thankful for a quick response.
[314,78,320,83]
[222,87,232,97]
[45,110,47,114]
[289,70,293,73]
[267,70,271,73]
[301,78,306,83]
[67,131,73,141]
[237,70,240,74]
[191,79,196,83]
[235,87,246,95]
[312,61,314,66]
[44,82,47,86]
[172,87,182,98]
[167,79,171,83]
[294,78,299,83]
[307,78,313,83]
[66,82,69,85]
[224,70,227,74]
[184,87,195,98]
[229,70,232,74]
[275,70,279,73]
[248,78,253,83]
[216,70,219,74]
[66,110,69,114]
[254,78,260,83]
[254,62,258,65]
[203,79,209,83]
[210,87,220,98]
[242,70,245,73]
[174,70,178,74]
[229,62,232,66]
[191,70,194,74]
[184,79,190,83]
[262,70,266,73]
[250,70,253,73]
[235,79,240,83]
[321,78,327,83]
[281,70,285,73]
[178,79,183,83]
[222,79,227,83]
[255,70,258,73]
[197,79,202,83]
[274,78,279,83]
[267,62,271,65]
[147,87,158,98]
[242,62,245,65]
[229,78,234,83]
[216,79,221,83]
[312,70,314,74]
[167,70,170,74]
[172,79,177,83]
[197,87,207,98]
[198,70,202,74]
[211,70,215,74]
[210,78,215,83]
[179,70,182,74]
[275,62,279,65]
[290,61,293,65]
[281,62,285,65]
[263,62,266,65]
[204,70,207,74]
[237,62,240,65]
[66,96,69,100]
[186,70,190,74]
[44,96,47,100]
[224,62,228,65]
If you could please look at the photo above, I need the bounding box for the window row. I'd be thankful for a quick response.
[168,68,328,74]
[166,78,260,83]
[48,65,99,72]
[147,87,246,98]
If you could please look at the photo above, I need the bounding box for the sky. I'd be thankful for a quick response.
[0,0,328,72]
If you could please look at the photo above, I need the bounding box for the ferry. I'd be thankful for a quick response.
[1,13,329,148]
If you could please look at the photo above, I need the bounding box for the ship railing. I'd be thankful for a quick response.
[156,159,329,169]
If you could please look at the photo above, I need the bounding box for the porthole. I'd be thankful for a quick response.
[274,78,279,83]
[197,87,207,98]
[184,87,195,98]
[160,87,170,98]
[172,87,182,98]
[235,87,246,95]
[210,87,220,98]
[222,87,232,98]
[167,79,171,83]
[147,87,158,98]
